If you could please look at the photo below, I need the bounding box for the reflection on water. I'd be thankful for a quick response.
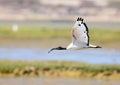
[0,78,120,85]
[0,47,120,64]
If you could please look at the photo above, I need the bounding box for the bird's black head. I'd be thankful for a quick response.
[57,46,66,50]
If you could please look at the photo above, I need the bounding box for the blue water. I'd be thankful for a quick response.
[0,47,120,64]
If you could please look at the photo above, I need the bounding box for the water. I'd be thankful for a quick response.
[0,47,120,64]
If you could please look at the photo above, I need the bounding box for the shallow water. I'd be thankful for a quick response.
[0,47,120,64]
[0,78,120,85]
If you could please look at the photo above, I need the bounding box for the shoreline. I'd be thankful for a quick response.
[0,39,119,50]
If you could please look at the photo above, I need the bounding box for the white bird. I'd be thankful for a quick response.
[48,17,101,53]
[12,24,18,32]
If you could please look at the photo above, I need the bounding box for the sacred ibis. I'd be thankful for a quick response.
[48,17,101,53]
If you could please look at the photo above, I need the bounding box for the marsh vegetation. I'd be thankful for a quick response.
[0,60,120,79]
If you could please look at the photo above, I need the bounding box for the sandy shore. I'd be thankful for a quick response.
[0,78,120,85]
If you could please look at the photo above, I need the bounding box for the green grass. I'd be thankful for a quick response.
[0,60,120,79]
[0,25,120,49]
[89,28,120,44]
[0,25,120,43]
[0,25,70,39]
[0,60,120,73]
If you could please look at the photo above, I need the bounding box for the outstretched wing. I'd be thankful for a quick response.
[72,22,89,47]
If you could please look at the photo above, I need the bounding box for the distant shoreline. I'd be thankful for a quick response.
[0,39,120,50]
[0,26,120,50]
[0,21,120,29]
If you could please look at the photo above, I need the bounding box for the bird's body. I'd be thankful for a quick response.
[48,17,101,53]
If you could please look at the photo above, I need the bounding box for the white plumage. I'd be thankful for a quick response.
[48,17,101,53]
[67,17,100,49]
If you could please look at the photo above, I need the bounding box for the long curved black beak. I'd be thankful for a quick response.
[48,48,57,53]
[48,46,66,53]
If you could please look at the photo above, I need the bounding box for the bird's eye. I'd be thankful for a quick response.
[78,24,81,26]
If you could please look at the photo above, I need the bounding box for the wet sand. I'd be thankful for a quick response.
[0,78,120,85]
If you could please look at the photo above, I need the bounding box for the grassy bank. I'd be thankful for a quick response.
[0,25,120,49]
[0,60,120,79]
[0,25,120,42]
[0,25,70,39]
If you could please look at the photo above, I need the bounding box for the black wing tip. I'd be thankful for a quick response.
[77,17,80,21]
[77,17,84,21]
